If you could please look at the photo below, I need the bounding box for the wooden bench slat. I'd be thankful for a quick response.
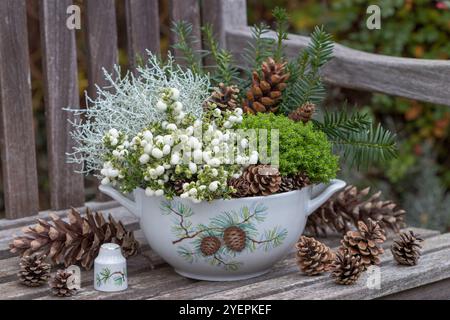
[40,0,85,210]
[169,0,202,61]
[260,247,450,300]
[226,27,450,107]
[125,0,160,70]
[0,0,39,219]
[196,232,450,300]
[85,0,118,100]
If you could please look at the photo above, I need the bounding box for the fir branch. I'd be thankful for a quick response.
[312,109,372,139]
[306,25,334,72]
[171,21,203,74]
[242,23,274,73]
[331,123,398,168]
[272,7,289,61]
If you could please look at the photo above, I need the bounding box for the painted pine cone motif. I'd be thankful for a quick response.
[161,200,288,271]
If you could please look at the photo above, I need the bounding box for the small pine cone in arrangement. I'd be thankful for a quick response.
[228,177,250,198]
[341,219,386,269]
[223,226,246,252]
[208,83,240,111]
[391,231,424,266]
[17,254,51,287]
[242,165,282,196]
[171,179,187,196]
[279,173,310,193]
[331,248,364,285]
[200,236,222,256]
[288,102,316,123]
[306,185,406,237]
[295,236,335,276]
[50,269,77,297]
[243,57,290,114]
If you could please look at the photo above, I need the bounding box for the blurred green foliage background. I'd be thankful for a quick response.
[2,0,449,231]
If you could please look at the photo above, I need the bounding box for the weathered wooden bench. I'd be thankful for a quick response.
[0,0,449,299]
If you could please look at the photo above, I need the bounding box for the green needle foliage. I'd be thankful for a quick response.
[171,21,203,75]
[312,108,372,139]
[331,123,397,169]
[272,7,289,61]
[201,24,239,86]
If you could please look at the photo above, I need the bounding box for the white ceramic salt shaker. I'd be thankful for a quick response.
[94,243,128,292]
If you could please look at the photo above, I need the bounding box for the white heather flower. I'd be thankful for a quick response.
[162,144,171,155]
[101,177,110,185]
[112,150,120,157]
[232,173,241,179]
[208,158,221,167]
[110,138,118,146]
[235,108,243,116]
[222,133,230,141]
[213,146,220,154]
[163,135,174,146]
[211,138,219,146]
[240,138,249,149]
[143,130,153,141]
[155,189,164,196]
[199,185,206,191]
[155,165,165,175]
[166,123,177,131]
[176,111,186,121]
[163,163,171,169]
[144,143,153,154]
[223,121,232,128]
[188,137,199,148]
[170,88,180,100]
[151,148,163,159]
[145,188,154,196]
[193,120,202,128]
[188,188,197,196]
[249,153,258,164]
[108,128,119,137]
[109,169,119,178]
[179,134,188,143]
[202,151,211,162]
[170,153,180,165]
[193,149,203,162]
[208,181,219,192]
[173,101,183,113]
[180,192,189,199]
[185,126,194,136]
[211,169,218,177]
[156,100,167,111]
[140,139,148,147]
[182,182,190,189]
[213,108,221,117]
[139,153,150,164]
[161,121,168,129]
[100,168,108,176]
[236,116,243,123]
[229,115,238,123]
[189,162,197,174]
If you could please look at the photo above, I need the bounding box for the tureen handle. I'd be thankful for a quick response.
[306,179,346,216]
[98,185,140,219]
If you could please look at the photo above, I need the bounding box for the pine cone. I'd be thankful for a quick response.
[223,226,246,252]
[331,248,364,285]
[200,236,222,256]
[243,57,290,114]
[288,102,316,123]
[208,83,240,111]
[17,254,51,287]
[295,236,335,276]
[279,173,310,193]
[171,179,187,196]
[242,165,281,196]
[391,231,424,266]
[10,208,139,270]
[50,269,77,297]
[306,185,406,237]
[341,219,386,269]
[229,177,250,198]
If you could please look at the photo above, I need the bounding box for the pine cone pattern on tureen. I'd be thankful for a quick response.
[223,226,246,252]
[200,236,222,256]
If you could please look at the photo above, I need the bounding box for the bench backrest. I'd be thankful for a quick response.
[0,0,448,219]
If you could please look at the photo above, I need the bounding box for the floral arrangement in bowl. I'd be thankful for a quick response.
[66,8,397,281]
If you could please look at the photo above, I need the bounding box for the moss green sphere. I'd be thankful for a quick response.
[239,113,338,183]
